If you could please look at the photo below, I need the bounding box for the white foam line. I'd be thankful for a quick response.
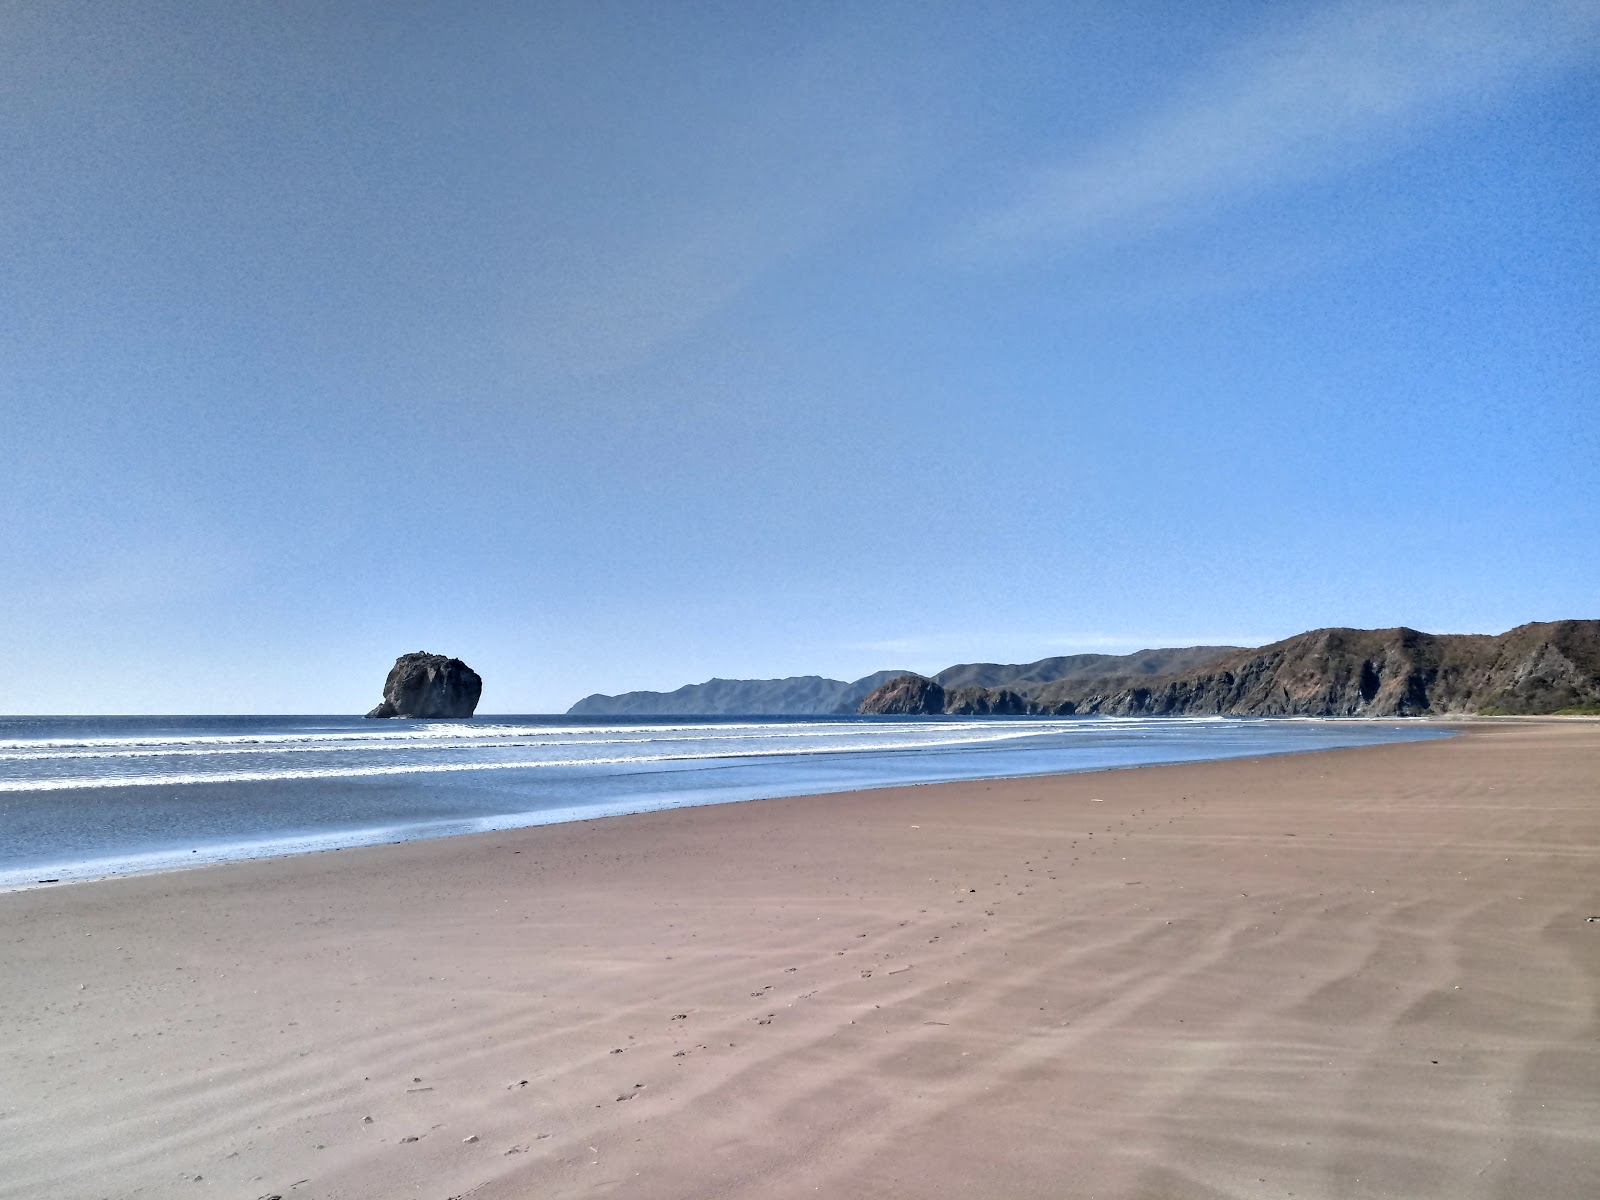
[0,727,1067,792]
[0,714,1235,753]
[0,721,1088,763]
[0,719,916,751]
[0,723,1449,891]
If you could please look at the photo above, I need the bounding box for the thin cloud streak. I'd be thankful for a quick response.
[963,0,1600,257]
[515,27,947,378]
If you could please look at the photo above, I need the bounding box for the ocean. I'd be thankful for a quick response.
[0,714,1449,889]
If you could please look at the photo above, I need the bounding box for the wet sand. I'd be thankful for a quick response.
[1,720,1596,1199]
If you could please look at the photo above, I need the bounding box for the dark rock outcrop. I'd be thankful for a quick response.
[366,652,482,719]
[1028,621,1600,717]
[944,686,1028,715]
[858,674,947,715]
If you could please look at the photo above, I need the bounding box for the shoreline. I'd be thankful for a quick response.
[2,720,1597,1198]
[1,715,1455,894]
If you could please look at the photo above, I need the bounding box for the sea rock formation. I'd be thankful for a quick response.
[365,652,482,719]
[944,686,1028,715]
[857,674,947,715]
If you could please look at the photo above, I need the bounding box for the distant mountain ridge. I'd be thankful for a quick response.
[932,646,1240,690]
[566,646,1239,716]
[570,622,1600,718]
[859,621,1600,718]
[566,671,909,717]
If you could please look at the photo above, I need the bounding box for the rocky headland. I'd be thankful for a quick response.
[571,621,1600,719]
[856,674,947,715]
[567,646,1230,717]
[854,620,1600,718]
[943,685,1027,715]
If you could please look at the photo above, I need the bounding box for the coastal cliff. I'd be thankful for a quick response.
[932,645,1242,690]
[565,647,1237,716]
[568,621,1599,719]
[857,674,947,715]
[944,685,1027,715]
[857,678,1029,717]
[863,621,1600,717]
[1024,621,1600,717]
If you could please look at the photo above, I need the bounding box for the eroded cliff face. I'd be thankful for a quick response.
[1035,622,1600,717]
[944,686,1027,715]
[857,622,1598,717]
[858,674,947,715]
[365,652,482,719]
[1050,631,1439,717]
[584,622,1598,720]
[566,648,1239,716]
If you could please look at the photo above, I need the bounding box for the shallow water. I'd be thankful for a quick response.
[0,714,1448,888]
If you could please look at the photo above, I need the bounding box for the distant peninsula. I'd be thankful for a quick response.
[566,671,911,718]
[568,621,1600,719]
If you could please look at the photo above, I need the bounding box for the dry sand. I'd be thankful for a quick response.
[2,720,1597,1200]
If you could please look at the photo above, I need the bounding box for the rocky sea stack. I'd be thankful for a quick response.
[365,652,482,719]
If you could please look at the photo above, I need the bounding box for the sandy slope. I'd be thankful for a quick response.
[1,721,1596,1199]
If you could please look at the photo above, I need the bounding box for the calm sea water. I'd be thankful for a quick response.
[0,714,1448,889]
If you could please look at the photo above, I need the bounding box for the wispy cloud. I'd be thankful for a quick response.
[515,26,948,378]
[962,0,1600,257]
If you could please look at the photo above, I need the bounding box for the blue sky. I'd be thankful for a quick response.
[2,0,1596,713]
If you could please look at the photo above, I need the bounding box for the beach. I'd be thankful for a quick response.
[2,719,1596,1199]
